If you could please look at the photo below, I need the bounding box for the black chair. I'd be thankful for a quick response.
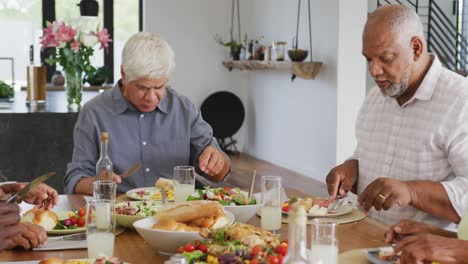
[200,91,245,154]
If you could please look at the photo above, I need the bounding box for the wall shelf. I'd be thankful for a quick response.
[222,60,322,80]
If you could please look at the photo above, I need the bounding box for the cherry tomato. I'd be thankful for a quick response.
[275,243,288,256]
[77,218,85,227]
[69,216,77,225]
[78,207,86,217]
[184,243,195,253]
[269,255,280,264]
[177,246,184,254]
[278,255,284,264]
[282,205,290,213]
[196,244,208,253]
[223,187,232,192]
[250,258,260,264]
[252,245,264,258]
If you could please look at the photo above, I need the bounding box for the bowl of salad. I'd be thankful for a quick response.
[115,201,161,228]
[187,187,261,223]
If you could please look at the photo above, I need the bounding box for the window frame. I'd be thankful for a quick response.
[41,0,143,83]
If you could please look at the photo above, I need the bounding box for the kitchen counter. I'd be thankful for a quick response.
[0,90,102,192]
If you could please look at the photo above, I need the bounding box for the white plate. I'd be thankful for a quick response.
[126,187,174,201]
[47,211,86,235]
[367,248,394,264]
[283,204,353,217]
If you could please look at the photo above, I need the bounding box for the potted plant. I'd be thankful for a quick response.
[214,34,243,61]
[84,66,110,86]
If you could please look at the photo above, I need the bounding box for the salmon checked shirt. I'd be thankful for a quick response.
[352,56,468,229]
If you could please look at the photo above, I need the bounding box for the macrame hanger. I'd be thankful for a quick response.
[230,0,241,43]
[295,0,313,62]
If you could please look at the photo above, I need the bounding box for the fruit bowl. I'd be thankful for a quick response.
[288,49,309,62]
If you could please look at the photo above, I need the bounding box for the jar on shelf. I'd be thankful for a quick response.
[274,41,287,61]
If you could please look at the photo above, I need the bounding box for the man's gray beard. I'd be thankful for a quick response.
[380,67,411,98]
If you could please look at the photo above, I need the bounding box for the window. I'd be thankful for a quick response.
[0,0,42,86]
[0,0,141,86]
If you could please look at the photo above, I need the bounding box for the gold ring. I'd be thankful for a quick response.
[378,194,387,201]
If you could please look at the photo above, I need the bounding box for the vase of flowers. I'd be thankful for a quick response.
[40,21,112,109]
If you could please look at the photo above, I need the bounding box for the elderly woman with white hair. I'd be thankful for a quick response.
[65,32,230,195]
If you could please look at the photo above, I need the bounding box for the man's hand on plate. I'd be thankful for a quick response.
[358,177,412,213]
[384,219,435,244]
[0,203,21,251]
[326,160,358,200]
[0,183,58,209]
[394,234,465,264]
[9,222,47,250]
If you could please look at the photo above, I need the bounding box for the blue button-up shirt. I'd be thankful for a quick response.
[64,82,227,194]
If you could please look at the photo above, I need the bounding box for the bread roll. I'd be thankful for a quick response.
[157,200,223,223]
[38,258,64,264]
[23,209,58,231]
[155,177,174,191]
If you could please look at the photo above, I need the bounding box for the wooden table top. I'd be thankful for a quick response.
[0,165,390,263]
[0,195,388,263]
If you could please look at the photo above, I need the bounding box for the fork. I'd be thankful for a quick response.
[328,198,346,213]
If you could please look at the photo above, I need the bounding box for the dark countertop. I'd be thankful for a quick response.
[0,90,104,192]
[0,90,101,113]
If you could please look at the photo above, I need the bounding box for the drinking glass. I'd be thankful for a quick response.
[310,219,338,264]
[261,176,282,232]
[173,166,195,202]
[93,181,116,201]
[86,199,115,258]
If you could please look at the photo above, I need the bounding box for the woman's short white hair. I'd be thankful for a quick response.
[122,32,176,82]
[368,5,425,43]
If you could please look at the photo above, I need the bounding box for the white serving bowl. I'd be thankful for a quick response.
[133,211,234,255]
[223,204,262,223]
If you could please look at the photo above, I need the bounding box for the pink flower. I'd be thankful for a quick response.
[71,40,80,52]
[95,28,112,51]
[40,22,59,48]
[56,22,77,43]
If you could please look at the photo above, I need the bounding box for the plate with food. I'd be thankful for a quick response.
[175,222,288,264]
[115,200,161,228]
[22,208,86,235]
[367,247,396,264]
[38,256,127,264]
[186,186,261,223]
[126,186,174,201]
[281,196,352,217]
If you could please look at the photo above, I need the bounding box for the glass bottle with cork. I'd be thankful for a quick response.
[96,132,113,182]
[283,205,309,264]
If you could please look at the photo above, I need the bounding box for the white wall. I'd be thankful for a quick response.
[144,0,368,182]
[336,1,367,164]
[239,0,339,179]
[144,0,246,107]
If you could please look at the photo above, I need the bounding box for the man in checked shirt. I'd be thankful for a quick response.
[326,4,468,231]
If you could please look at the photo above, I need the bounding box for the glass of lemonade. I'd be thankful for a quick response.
[86,199,115,258]
[310,219,338,264]
[93,181,116,201]
[173,166,196,202]
[261,176,282,233]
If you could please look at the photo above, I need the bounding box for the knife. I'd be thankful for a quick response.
[120,163,142,179]
[48,232,86,242]
[6,172,56,204]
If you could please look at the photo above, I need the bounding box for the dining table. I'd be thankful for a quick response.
[0,180,390,263]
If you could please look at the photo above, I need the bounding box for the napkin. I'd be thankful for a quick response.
[33,239,87,251]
